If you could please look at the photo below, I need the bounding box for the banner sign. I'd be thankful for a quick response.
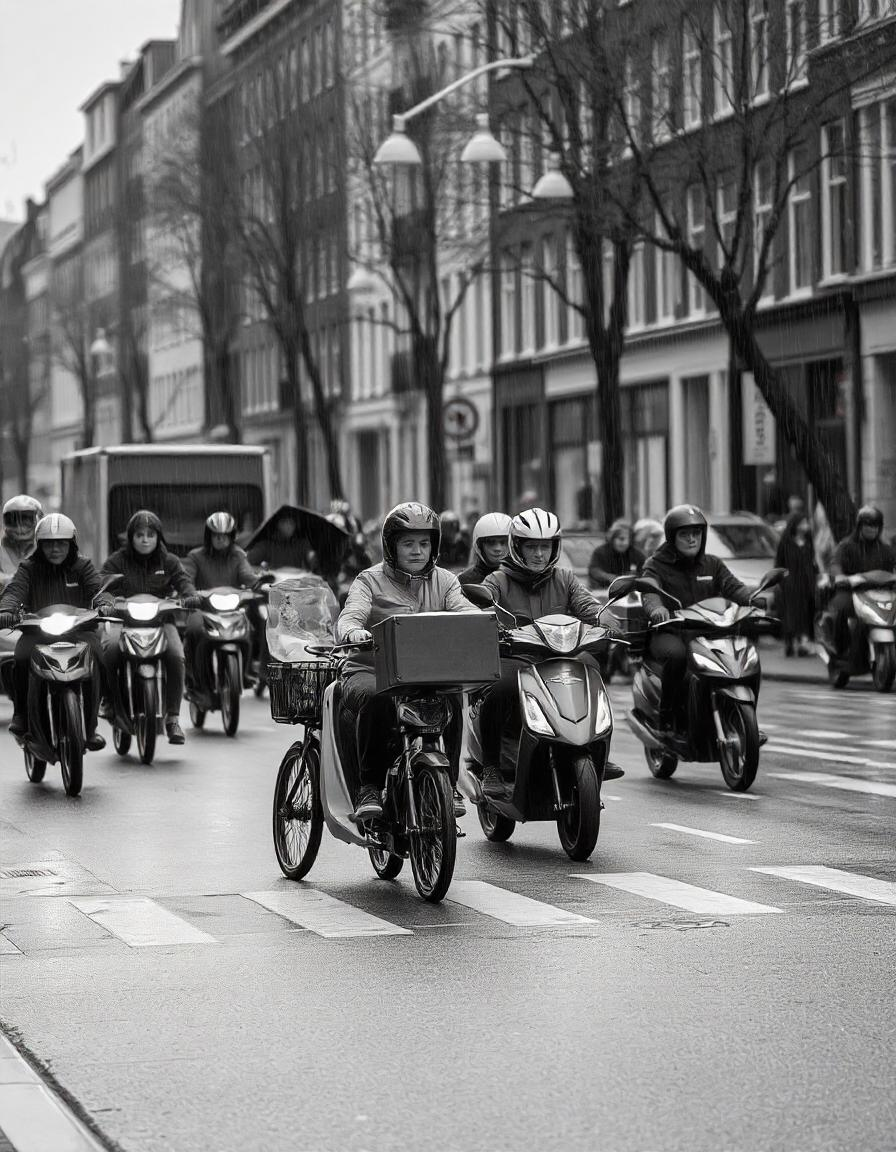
[741,374,777,466]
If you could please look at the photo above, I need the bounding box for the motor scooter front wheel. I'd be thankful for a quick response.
[58,690,84,797]
[717,698,759,792]
[219,653,241,736]
[273,739,323,881]
[24,749,46,783]
[645,745,678,778]
[369,846,404,880]
[112,726,131,757]
[557,754,601,861]
[872,644,895,693]
[136,679,157,765]
[477,805,516,842]
[408,765,456,902]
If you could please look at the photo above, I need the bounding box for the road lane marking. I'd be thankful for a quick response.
[750,866,896,906]
[767,772,896,799]
[867,739,896,750]
[0,933,22,955]
[651,823,756,844]
[767,743,896,770]
[242,889,412,937]
[68,897,218,947]
[715,790,759,800]
[572,873,782,914]
[793,730,850,740]
[446,881,595,927]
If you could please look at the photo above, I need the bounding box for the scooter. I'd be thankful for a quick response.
[104,593,183,764]
[270,608,501,902]
[3,604,103,796]
[458,578,638,861]
[626,568,785,792]
[185,586,264,736]
[815,570,896,692]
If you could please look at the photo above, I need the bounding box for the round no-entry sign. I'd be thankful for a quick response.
[443,397,480,442]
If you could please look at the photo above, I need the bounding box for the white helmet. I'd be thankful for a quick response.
[509,508,562,572]
[3,494,43,544]
[471,512,512,565]
[35,513,77,542]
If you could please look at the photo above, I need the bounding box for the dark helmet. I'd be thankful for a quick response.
[856,504,883,530]
[126,510,165,549]
[382,502,440,576]
[664,504,708,547]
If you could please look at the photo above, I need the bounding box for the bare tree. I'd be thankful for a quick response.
[51,255,96,450]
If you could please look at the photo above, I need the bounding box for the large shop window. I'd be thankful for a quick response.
[502,403,543,509]
[550,397,597,527]
[621,382,669,521]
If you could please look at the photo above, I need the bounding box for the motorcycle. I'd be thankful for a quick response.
[815,569,896,692]
[458,579,635,862]
[185,586,264,736]
[104,592,183,764]
[2,603,103,796]
[626,568,786,792]
[270,608,501,903]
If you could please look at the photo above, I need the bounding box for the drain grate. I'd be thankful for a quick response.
[0,868,58,879]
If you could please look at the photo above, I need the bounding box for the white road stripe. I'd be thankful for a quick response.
[572,873,782,914]
[242,889,412,937]
[68,897,218,948]
[651,823,757,844]
[715,790,760,800]
[0,933,22,955]
[447,881,595,927]
[767,772,896,799]
[793,730,850,740]
[867,739,896,750]
[768,743,896,770]
[750,865,896,906]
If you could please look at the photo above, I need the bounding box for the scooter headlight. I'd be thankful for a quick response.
[128,601,159,622]
[522,692,554,736]
[40,613,79,637]
[209,593,240,611]
[534,619,582,654]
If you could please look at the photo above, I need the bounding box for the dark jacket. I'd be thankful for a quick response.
[829,530,895,578]
[774,514,818,638]
[101,546,196,600]
[483,562,599,623]
[642,542,752,621]
[458,557,494,588]
[0,544,102,614]
[182,544,257,591]
[587,543,646,588]
[439,536,470,570]
[246,537,317,570]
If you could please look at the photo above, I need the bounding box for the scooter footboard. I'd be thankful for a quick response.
[319,682,367,848]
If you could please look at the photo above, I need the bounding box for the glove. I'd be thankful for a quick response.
[0,611,17,630]
[346,629,372,644]
[183,595,202,611]
[649,607,671,625]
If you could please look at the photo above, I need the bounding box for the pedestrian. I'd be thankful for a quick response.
[438,510,470,570]
[773,512,818,656]
[587,519,645,590]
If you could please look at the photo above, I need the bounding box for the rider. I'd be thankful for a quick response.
[825,505,896,654]
[641,504,756,732]
[588,519,646,590]
[438,510,470,570]
[247,510,317,571]
[182,512,259,687]
[0,514,110,749]
[336,501,479,822]
[458,512,512,588]
[478,507,624,796]
[0,495,43,583]
[99,510,199,745]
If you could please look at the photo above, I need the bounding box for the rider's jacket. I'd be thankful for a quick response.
[0,543,101,614]
[100,545,196,600]
[484,561,599,623]
[458,556,494,588]
[587,543,646,587]
[182,545,257,591]
[829,532,895,578]
[0,536,35,580]
[642,543,751,622]
[337,561,477,675]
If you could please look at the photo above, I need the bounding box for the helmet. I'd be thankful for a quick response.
[440,509,460,527]
[382,502,441,576]
[35,513,76,542]
[508,508,562,572]
[856,504,883,530]
[663,504,708,546]
[2,494,43,543]
[206,511,236,536]
[471,512,512,565]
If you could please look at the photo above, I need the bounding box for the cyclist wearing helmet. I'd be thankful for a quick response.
[825,505,895,653]
[0,514,110,748]
[641,505,755,731]
[99,510,199,744]
[439,509,470,570]
[477,508,623,796]
[1,495,43,583]
[336,501,478,821]
[459,512,512,588]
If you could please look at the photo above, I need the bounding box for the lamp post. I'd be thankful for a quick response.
[89,328,114,449]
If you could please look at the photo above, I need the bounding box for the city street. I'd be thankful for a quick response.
[1,675,894,1152]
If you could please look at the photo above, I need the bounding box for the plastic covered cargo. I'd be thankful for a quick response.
[374,612,501,693]
[265,574,339,662]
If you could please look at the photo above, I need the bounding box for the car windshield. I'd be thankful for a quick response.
[709,523,777,558]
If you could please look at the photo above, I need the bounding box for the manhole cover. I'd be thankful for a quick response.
[0,868,58,879]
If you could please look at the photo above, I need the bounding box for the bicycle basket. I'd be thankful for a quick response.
[267,660,336,724]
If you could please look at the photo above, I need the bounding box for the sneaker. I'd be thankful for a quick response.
[453,789,467,818]
[353,787,384,821]
[9,714,26,739]
[165,717,185,745]
[98,698,114,722]
[481,766,506,798]
[603,761,625,781]
[85,732,106,752]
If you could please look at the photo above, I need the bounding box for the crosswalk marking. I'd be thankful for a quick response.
[767,743,896,771]
[750,866,896,906]
[0,934,22,955]
[867,739,896,750]
[651,823,756,845]
[715,791,759,800]
[793,730,850,740]
[68,897,218,948]
[768,771,896,799]
[447,881,595,927]
[572,873,783,915]
[242,888,412,938]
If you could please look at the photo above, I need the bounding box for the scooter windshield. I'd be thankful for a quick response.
[267,574,339,662]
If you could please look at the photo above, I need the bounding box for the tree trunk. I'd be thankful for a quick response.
[284,346,308,506]
[15,436,30,493]
[219,346,241,443]
[418,334,445,511]
[590,334,625,528]
[299,328,344,501]
[81,376,95,450]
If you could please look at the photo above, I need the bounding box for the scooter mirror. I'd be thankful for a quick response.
[463,584,496,609]
[755,567,788,593]
[97,573,123,596]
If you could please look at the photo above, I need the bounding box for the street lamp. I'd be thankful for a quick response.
[531,153,575,201]
[459,114,508,164]
[90,328,114,376]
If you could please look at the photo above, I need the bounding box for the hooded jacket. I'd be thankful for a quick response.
[0,541,102,614]
[100,511,197,600]
[182,531,258,592]
[483,559,599,623]
[642,541,752,621]
[829,519,895,578]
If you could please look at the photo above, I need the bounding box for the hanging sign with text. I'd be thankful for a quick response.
[741,374,777,466]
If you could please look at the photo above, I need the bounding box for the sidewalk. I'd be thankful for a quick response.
[758,638,828,683]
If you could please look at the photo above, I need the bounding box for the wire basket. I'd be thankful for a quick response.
[267,660,336,725]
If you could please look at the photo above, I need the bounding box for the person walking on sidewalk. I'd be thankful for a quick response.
[774,512,818,657]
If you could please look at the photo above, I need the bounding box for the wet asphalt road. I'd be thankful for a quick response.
[1,677,894,1152]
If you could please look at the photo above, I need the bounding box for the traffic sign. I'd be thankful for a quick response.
[443,396,480,442]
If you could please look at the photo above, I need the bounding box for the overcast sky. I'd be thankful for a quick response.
[0,0,183,220]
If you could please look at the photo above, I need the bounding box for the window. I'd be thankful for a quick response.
[288,46,299,110]
[578,81,593,170]
[714,3,734,117]
[785,1,807,86]
[313,26,323,93]
[750,0,769,101]
[788,145,814,292]
[858,98,896,271]
[821,122,848,278]
[627,242,645,330]
[541,236,559,347]
[753,159,774,297]
[521,246,536,352]
[519,109,535,198]
[818,0,840,41]
[686,185,706,314]
[857,0,896,22]
[567,233,585,341]
[655,220,679,323]
[500,254,517,357]
[682,22,702,129]
[301,38,310,101]
[652,33,672,141]
[624,55,641,146]
[718,178,738,269]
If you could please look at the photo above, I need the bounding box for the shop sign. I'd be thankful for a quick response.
[741,374,776,465]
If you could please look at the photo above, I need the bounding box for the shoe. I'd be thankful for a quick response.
[9,714,26,739]
[98,697,114,721]
[481,766,506,798]
[353,787,384,821]
[85,732,106,752]
[758,730,768,748]
[165,717,185,745]
[603,761,625,781]
[453,789,467,818]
